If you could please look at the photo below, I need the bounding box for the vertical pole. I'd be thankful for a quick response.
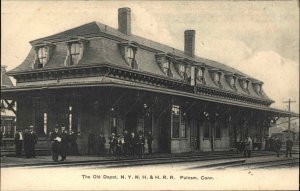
[288,99,291,134]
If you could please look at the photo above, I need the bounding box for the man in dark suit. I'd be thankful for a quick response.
[29,126,38,158]
[129,132,136,156]
[60,125,69,161]
[14,130,23,157]
[109,133,117,156]
[50,126,61,162]
[136,134,145,159]
[23,129,31,158]
[285,137,293,157]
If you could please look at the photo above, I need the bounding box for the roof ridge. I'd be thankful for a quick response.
[30,21,102,44]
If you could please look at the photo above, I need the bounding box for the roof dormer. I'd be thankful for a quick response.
[225,73,238,91]
[252,80,264,95]
[196,63,206,85]
[155,53,173,77]
[209,68,223,89]
[119,41,139,69]
[32,43,55,69]
[239,77,250,93]
[64,37,88,66]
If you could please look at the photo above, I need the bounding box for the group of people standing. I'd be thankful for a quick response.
[265,135,293,157]
[88,130,153,159]
[264,135,282,157]
[49,125,78,162]
[14,126,38,158]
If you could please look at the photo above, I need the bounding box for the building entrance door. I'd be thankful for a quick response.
[190,120,200,151]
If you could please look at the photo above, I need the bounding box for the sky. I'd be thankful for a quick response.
[1,1,299,114]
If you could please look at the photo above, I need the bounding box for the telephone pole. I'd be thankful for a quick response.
[283,99,296,134]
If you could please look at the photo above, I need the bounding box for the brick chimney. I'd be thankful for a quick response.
[118,7,131,35]
[184,30,195,57]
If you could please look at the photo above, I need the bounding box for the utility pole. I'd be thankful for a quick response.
[283,99,296,135]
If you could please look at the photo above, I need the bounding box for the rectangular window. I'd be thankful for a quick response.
[243,80,249,90]
[198,68,204,84]
[204,122,209,138]
[215,72,221,83]
[257,85,262,94]
[172,120,180,138]
[43,113,47,135]
[172,105,180,138]
[163,60,170,75]
[181,121,186,138]
[171,105,180,115]
[198,68,203,78]
[180,65,187,79]
[127,47,135,67]
[215,122,221,139]
[38,47,47,68]
[231,76,236,86]
[180,65,185,73]
[70,43,81,65]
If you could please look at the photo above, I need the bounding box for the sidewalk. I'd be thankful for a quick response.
[1,150,298,168]
[0,151,243,167]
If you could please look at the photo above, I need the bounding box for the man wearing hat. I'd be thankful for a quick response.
[29,125,38,158]
[23,128,31,158]
[50,125,61,161]
[285,136,293,157]
[60,124,69,161]
[109,133,117,156]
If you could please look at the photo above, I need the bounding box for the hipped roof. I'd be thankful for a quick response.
[12,21,258,81]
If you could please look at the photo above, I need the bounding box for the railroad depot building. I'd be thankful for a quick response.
[2,7,298,154]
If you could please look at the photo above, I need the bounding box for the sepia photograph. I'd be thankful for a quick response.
[1,0,299,190]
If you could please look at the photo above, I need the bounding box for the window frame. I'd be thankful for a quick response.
[70,43,81,65]
[180,119,186,138]
[37,47,48,68]
[179,64,186,78]
[171,105,180,138]
[197,67,205,84]
[127,47,134,66]
[257,84,262,94]
[215,72,221,84]
[231,76,236,87]
[163,60,172,77]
